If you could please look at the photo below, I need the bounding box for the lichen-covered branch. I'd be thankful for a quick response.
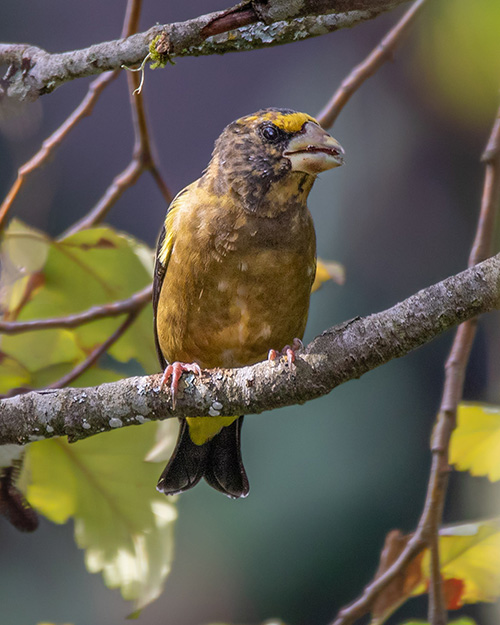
[1,254,499,447]
[0,0,409,101]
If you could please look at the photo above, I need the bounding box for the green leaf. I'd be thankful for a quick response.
[1,221,172,609]
[1,329,85,372]
[23,421,177,611]
[0,353,30,393]
[0,221,157,388]
[2,219,49,275]
[401,620,476,625]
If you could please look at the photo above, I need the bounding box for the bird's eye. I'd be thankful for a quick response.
[261,124,280,142]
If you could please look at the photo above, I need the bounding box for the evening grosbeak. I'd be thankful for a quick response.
[153,108,344,498]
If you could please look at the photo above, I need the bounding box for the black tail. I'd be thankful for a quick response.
[157,417,249,499]
[0,465,39,532]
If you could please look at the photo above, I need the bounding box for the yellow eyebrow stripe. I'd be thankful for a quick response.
[267,112,317,133]
[239,111,318,133]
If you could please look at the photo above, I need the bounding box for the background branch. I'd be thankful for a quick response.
[0,285,151,334]
[1,254,499,446]
[46,310,141,390]
[331,101,500,625]
[63,68,172,236]
[0,71,117,233]
[0,0,150,234]
[316,0,426,128]
[0,0,410,101]
[426,101,500,625]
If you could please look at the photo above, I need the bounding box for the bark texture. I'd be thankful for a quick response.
[0,0,410,101]
[1,254,498,446]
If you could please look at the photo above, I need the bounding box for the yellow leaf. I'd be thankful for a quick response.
[311,258,345,293]
[24,422,177,611]
[450,403,500,481]
[416,520,500,607]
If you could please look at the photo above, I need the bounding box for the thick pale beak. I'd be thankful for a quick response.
[284,122,345,174]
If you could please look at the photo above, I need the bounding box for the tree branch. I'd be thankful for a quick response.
[0,284,151,334]
[0,0,410,101]
[1,255,499,446]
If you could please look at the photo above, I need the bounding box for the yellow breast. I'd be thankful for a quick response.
[155,184,316,370]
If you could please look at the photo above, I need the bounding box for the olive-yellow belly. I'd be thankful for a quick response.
[157,247,314,445]
[156,197,316,446]
[157,247,314,370]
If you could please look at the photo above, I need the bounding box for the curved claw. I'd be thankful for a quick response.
[267,348,278,362]
[161,361,202,409]
[268,338,303,367]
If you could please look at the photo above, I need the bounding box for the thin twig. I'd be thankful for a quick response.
[47,310,140,389]
[122,0,143,38]
[0,71,118,234]
[0,1,411,102]
[427,480,448,625]
[0,0,149,401]
[0,0,145,235]
[126,68,172,205]
[426,102,500,625]
[330,102,500,625]
[61,160,144,237]
[316,0,427,129]
[62,54,172,236]
[0,284,151,334]
[149,162,172,203]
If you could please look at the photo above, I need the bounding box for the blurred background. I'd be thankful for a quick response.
[1,1,500,624]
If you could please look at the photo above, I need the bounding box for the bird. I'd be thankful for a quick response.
[153,108,344,498]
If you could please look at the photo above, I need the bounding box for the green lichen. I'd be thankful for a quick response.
[149,33,175,69]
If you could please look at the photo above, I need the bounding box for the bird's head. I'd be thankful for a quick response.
[204,108,344,216]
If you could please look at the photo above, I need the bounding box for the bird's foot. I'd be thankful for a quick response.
[161,362,202,409]
[268,338,303,367]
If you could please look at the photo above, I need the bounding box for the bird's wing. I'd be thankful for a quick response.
[153,186,191,369]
